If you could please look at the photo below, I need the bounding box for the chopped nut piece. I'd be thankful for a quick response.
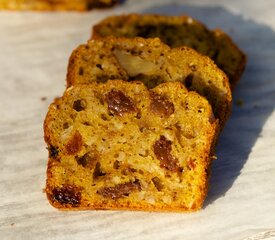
[113,49,160,77]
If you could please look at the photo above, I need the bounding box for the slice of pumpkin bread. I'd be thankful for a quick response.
[0,0,118,11]
[92,14,246,89]
[44,80,218,212]
[67,37,231,128]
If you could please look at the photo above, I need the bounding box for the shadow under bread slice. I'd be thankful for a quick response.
[67,37,231,128]
[92,14,246,90]
[44,80,218,212]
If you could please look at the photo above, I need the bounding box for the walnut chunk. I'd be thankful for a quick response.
[97,180,141,200]
[113,49,160,77]
[150,92,174,117]
[106,89,137,116]
[65,131,83,155]
[51,185,81,207]
[153,135,180,172]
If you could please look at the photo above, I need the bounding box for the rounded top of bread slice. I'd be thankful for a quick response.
[67,36,231,128]
[92,13,246,89]
[44,80,218,211]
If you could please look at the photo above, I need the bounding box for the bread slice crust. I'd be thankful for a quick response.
[44,80,218,212]
[66,36,232,128]
[92,14,246,90]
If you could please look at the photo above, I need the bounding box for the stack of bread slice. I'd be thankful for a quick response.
[44,14,246,212]
[93,14,246,90]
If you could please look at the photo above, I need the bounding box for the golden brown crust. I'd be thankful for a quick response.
[213,29,247,90]
[0,0,118,11]
[44,80,218,212]
[92,14,246,89]
[66,37,231,129]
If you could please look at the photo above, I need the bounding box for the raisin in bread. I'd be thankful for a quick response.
[92,14,246,90]
[67,37,231,128]
[0,0,118,11]
[44,80,218,212]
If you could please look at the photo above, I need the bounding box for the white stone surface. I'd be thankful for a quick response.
[0,0,275,239]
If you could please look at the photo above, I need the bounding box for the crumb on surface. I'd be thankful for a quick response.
[41,97,47,101]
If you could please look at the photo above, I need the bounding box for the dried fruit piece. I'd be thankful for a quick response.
[73,99,87,112]
[153,135,180,172]
[97,180,141,199]
[151,177,164,191]
[106,89,137,116]
[65,131,83,155]
[113,49,160,77]
[48,145,59,159]
[51,185,81,207]
[93,162,106,179]
[150,92,174,117]
[76,151,98,168]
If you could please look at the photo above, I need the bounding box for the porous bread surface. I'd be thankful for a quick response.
[92,14,246,89]
[0,0,117,10]
[44,80,218,212]
[67,36,231,128]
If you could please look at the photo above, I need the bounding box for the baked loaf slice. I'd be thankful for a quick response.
[44,80,218,211]
[92,14,246,89]
[0,0,118,11]
[67,37,231,128]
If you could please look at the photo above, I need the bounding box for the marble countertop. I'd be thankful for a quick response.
[1,0,275,239]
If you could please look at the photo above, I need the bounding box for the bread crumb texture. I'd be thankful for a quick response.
[44,80,218,212]
[92,14,246,90]
[67,37,232,128]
